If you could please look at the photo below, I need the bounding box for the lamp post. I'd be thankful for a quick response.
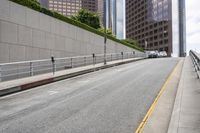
[144,37,148,51]
[103,0,107,65]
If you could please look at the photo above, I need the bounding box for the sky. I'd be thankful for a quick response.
[186,0,200,53]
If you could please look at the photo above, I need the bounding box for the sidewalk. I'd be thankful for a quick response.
[0,57,144,97]
[142,58,184,133]
[168,57,200,133]
[141,56,200,133]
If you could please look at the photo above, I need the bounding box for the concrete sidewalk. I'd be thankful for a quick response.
[142,59,184,133]
[168,57,200,133]
[0,57,144,97]
[142,56,200,133]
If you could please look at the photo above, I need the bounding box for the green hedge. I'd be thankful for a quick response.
[9,0,143,52]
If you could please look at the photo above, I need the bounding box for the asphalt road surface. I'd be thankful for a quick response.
[0,58,179,133]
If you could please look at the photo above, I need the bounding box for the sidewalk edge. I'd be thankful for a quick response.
[0,58,144,97]
[167,58,186,133]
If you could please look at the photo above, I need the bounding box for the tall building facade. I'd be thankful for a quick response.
[126,0,186,57]
[39,0,49,8]
[82,0,98,12]
[116,0,126,39]
[104,0,126,39]
[39,0,102,18]
[179,0,186,57]
[40,0,82,16]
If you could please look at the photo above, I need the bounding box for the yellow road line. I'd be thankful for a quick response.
[135,60,181,133]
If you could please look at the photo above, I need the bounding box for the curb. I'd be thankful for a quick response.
[0,58,145,97]
[167,58,186,133]
[135,59,180,133]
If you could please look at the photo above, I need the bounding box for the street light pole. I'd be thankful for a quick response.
[104,0,107,65]
[145,38,148,51]
[104,27,107,65]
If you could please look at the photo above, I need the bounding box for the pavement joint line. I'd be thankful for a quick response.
[134,60,181,133]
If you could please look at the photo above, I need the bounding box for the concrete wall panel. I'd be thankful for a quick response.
[45,32,55,50]
[0,21,18,44]
[0,0,10,21]
[10,2,26,25]
[26,8,39,29]
[18,25,32,46]
[68,25,76,39]
[9,44,26,62]
[55,35,65,51]
[39,48,51,59]
[53,19,61,35]
[65,38,73,52]
[39,13,51,33]
[32,29,45,48]
[25,47,40,61]
[60,21,69,37]
[0,0,141,63]
[0,43,10,63]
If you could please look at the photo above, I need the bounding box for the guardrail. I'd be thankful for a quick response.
[189,50,200,78]
[0,52,145,82]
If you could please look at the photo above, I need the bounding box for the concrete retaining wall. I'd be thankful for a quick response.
[0,0,140,63]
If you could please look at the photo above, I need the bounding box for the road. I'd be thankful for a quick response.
[0,58,179,133]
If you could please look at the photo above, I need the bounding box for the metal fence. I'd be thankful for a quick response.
[190,50,200,78]
[0,52,145,82]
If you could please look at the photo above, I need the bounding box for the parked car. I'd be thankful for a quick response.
[147,51,159,58]
[158,51,167,57]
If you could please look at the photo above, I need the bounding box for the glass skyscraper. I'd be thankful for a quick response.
[104,0,126,39]
[179,0,186,57]
[126,0,186,57]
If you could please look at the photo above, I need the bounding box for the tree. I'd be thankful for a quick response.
[71,9,101,29]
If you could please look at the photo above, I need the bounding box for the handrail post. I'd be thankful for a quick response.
[84,57,86,66]
[51,56,55,75]
[121,52,123,60]
[92,53,95,65]
[30,62,33,76]
[197,59,200,71]
[95,56,96,65]
[70,58,73,68]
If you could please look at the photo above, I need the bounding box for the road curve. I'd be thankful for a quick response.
[0,58,179,133]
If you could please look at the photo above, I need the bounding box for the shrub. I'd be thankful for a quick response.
[72,9,101,29]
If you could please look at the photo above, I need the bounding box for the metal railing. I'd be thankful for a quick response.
[0,52,145,82]
[190,50,200,78]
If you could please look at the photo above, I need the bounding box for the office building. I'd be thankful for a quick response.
[39,0,82,16]
[126,0,186,57]
[82,0,98,12]
[39,0,100,17]
[178,0,186,57]
[116,0,126,39]
[104,0,126,39]
[39,0,49,8]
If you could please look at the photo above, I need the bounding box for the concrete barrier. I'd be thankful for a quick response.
[0,0,142,63]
